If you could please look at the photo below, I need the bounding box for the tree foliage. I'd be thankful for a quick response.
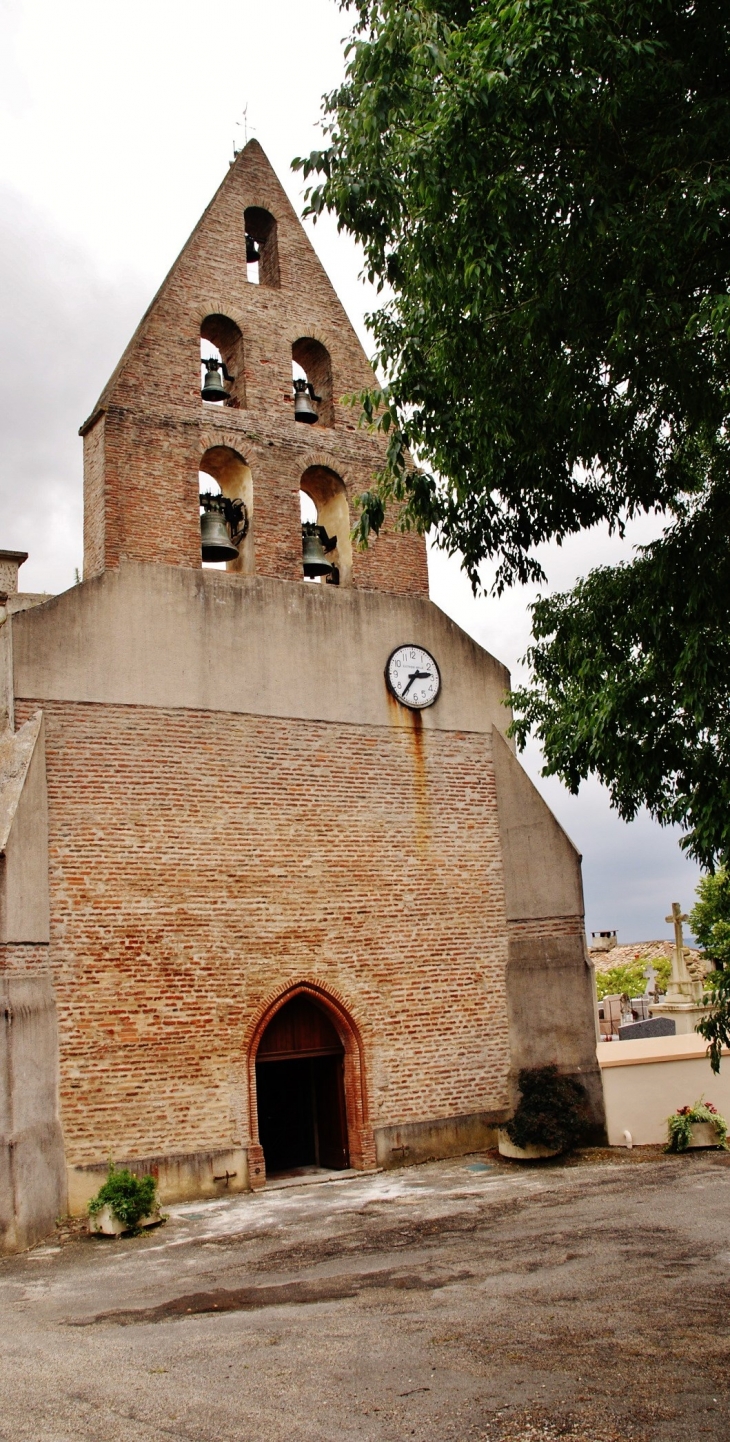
[296,1,730,866]
[297,0,730,587]
[594,956,671,1001]
[690,867,730,968]
[697,969,730,1073]
[692,868,730,1073]
[508,487,730,869]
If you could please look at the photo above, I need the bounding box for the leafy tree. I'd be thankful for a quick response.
[692,868,730,1074]
[296,0,730,868]
[508,487,730,870]
[594,956,671,1001]
[297,0,730,586]
[690,868,730,969]
[697,972,730,1074]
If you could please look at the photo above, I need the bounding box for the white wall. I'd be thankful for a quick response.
[599,1035,730,1146]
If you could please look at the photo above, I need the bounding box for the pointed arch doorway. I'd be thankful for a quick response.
[255,994,349,1175]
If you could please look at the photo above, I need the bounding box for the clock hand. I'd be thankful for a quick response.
[401,670,431,698]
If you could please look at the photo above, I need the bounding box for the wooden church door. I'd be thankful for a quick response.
[255,995,349,1175]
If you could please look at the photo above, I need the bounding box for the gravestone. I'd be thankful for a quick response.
[643,964,658,999]
[618,1017,676,1040]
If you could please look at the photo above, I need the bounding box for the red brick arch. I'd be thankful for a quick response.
[246,981,374,1185]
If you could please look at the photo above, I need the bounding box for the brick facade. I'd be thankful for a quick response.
[81,140,429,596]
[16,698,511,1167]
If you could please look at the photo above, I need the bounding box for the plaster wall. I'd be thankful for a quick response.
[0,973,66,1252]
[599,1035,730,1146]
[491,730,604,1135]
[0,714,50,944]
[12,566,511,736]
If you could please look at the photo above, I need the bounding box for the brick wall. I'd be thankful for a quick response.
[82,140,429,596]
[81,416,105,582]
[17,698,511,1165]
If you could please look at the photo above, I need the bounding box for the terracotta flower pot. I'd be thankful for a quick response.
[498,1129,562,1161]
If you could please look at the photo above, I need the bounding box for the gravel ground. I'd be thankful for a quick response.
[1,1147,729,1442]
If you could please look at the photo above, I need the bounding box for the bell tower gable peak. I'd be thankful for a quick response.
[84,139,374,425]
[79,139,429,597]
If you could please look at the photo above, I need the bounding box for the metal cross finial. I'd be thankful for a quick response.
[233,104,254,159]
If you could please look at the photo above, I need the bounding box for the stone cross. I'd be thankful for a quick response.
[665,901,691,994]
[642,964,658,998]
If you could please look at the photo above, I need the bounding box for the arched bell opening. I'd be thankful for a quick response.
[200,315,245,408]
[199,446,253,574]
[251,988,367,1178]
[244,206,279,288]
[292,338,334,428]
[300,465,352,587]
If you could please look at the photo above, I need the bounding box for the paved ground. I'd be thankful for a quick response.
[2,1148,729,1442]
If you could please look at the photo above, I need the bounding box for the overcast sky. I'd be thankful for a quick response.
[0,0,701,941]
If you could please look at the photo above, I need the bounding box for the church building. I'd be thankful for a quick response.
[0,142,603,1252]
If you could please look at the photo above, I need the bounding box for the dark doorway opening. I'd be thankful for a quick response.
[255,995,349,1176]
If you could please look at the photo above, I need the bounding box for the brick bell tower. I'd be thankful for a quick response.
[80,139,429,595]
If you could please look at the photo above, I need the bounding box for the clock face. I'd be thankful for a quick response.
[386,645,441,710]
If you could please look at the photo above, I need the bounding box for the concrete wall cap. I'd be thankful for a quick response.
[597,1033,726,1067]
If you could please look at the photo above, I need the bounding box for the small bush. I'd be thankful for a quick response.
[87,1165,157,1231]
[595,956,671,1002]
[506,1065,590,1154]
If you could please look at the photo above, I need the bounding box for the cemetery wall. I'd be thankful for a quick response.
[599,1034,730,1145]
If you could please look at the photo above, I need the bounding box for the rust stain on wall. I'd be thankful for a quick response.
[386,690,430,856]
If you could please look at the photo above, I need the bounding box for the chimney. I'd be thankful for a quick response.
[0,550,28,601]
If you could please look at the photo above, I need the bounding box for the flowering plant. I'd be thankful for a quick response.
[665,1098,728,1153]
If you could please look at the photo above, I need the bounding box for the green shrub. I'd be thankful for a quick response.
[595,956,671,1002]
[505,1065,590,1154]
[87,1165,157,1231]
[665,1099,729,1153]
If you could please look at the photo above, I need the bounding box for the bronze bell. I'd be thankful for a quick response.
[201,360,229,403]
[246,233,260,265]
[293,377,319,424]
[302,522,335,578]
[201,507,240,563]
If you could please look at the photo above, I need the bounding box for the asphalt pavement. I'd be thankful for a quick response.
[1,1147,729,1442]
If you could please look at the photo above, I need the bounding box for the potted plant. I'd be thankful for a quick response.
[87,1164,162,1235]
[665,1099,729,1152]
[499,1065,590,1160]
